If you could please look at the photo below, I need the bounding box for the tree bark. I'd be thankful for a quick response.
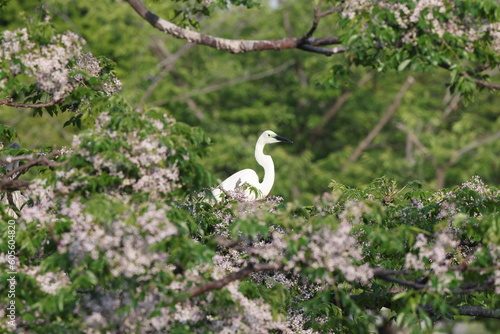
[126,0,346,55]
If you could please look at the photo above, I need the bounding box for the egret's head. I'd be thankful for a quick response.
[260,130,293,144]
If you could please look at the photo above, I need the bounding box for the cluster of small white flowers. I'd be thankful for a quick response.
[338,198,368,224]
[436,201,459,220]
[212,250,246,279]
[0,28,34,63]
[203,282,288,334]
[0,28,121,100]
[341,0,499,53]
[460,175,494,197]
[312,192,337,216]
[78,291,124,331]
[341,0,370,20]
[78,112,181,197]
[405,229,461,291]
[287,223,373,285]
[21,178,57,225]
[20,32,83,100]
[249,231,287,262]
[74,51,101,81]
[299,200,373,284]
[58,199,175,279]
[487,22,500,52]
[23,266,71,295]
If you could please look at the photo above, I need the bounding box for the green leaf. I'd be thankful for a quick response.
[398,59,412,72]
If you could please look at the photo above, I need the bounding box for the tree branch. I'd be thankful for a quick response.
[448,131,500,166]
[311,73,373,137]
[0,179,31,191]
[140,39,195,105]
[454,306,500,319]
[0,98,63,108]
[303,0,323,39]
[439,62,500,91]
[344,76,415,167]
[152,60,295,105]
[351,292,500,319]
[373,267,497,294]
[188,262,282,297]
[186,262,499,299]
[126,0,345,56]
[471,77,500,90]
[1,150,67,191]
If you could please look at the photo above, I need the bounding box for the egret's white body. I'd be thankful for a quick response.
[212,130,292,201]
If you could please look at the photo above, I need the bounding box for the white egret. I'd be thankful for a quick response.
[212,130,293,201]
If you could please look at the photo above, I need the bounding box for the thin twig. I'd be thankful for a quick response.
[319,4,347,18]
[373,267,497,294]
[344,76,415,166]
[187,263,282,297]
[303,0,323,40]
[1,150,66,182]
[448,131,500,166]
[152,60,295,106]
[0,98,63,108]
[351,292,500,319]
[140,40,195,105]
[311,73,373,137]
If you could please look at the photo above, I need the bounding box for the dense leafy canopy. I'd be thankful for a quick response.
[0,0,499,333]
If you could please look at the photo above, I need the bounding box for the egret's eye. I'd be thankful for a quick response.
[268,134,270,137]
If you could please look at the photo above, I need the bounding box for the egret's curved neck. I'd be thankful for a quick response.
[255,140,274,197]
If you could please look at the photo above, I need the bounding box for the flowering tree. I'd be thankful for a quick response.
[0,103,499,332]
[0,2,500,333]
[127,0,500,97]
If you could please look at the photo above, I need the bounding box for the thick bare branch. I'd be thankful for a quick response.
[126,0,344,55]
[297,44,348,56]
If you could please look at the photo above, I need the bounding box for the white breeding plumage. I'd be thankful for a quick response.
[212,130,293,201]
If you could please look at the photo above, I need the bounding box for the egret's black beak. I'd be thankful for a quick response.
[276,135,293,144]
